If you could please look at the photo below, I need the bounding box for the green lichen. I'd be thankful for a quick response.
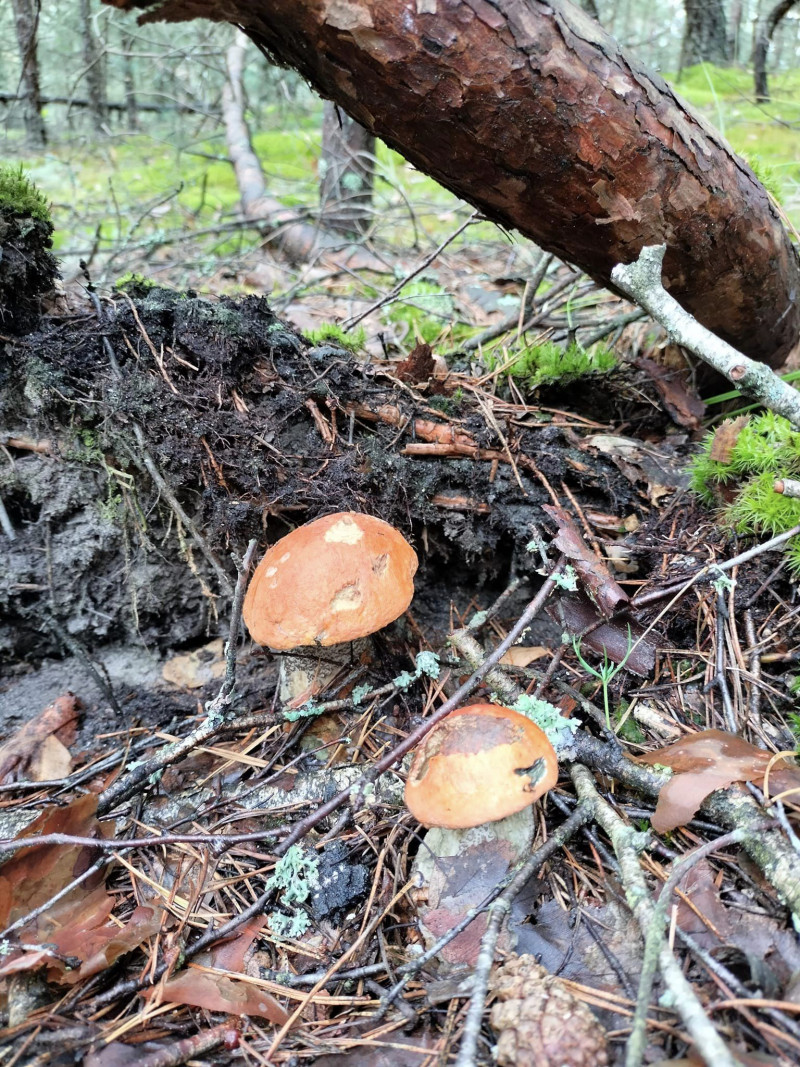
[0,164,51,223]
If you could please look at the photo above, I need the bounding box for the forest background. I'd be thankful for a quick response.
[5,0,800,332]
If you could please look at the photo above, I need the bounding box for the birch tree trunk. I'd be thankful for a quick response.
[104,0,800,367]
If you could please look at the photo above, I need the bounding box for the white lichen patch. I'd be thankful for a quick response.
[324,517,364,544]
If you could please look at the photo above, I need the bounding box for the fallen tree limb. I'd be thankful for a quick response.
[105,0,800,366]
[612,244,800,429]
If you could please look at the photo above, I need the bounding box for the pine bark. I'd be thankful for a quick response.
[104,0,800,367]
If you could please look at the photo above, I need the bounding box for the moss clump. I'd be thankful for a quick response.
[0,164,51,223]
[690,412,800,574]
[486,341,617,391]
[305,323,366,353]
[0,165,58,334]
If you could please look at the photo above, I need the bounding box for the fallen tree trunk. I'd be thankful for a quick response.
[106,0,799,367]
[221,31,389,271]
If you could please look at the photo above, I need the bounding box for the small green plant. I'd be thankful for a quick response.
[387,279,454,344]
[485,341,616,391]
[267,846,320,940]
[306,322,366,353]
[572,627,634,732]
[689,412,800,574]
[0,164,51,222]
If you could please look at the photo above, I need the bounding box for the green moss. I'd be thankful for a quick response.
[0,164,51,223]
[485,340,617,390]
[305,322,366,353]
[114,272,157,293]
[689,412,800,574]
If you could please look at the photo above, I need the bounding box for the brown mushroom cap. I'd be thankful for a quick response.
[404,704,558,829]
[243,512,418,649]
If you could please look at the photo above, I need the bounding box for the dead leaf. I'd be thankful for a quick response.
[709,416,750,464]
[551,593,656,675]
[146,915,286,1021]
[152,966,288,1022]
[671,860,800,996]
[638,730,800,832]
[28,733,73,781]
[543,504,628,617]
[0,793,108,929]
[0,694,81,783]
[395,341,435,383]
[500,646,549,668]
[0,794,163,984]
[634,356,705,431]
[162,638,225,688]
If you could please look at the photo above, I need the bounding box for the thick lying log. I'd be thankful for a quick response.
[106,0,800,367]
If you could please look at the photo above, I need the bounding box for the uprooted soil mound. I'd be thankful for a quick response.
[1,283,686,671]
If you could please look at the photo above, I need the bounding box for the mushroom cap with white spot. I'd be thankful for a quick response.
[243,512,418,649]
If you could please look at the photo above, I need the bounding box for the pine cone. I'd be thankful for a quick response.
[490,955,609,1067]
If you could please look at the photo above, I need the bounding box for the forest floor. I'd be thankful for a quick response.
[2,240,800,1067]
[3,70,800,1064]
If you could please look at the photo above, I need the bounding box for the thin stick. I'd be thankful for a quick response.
[96,539,257,816]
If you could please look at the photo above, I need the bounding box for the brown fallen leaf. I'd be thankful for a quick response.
[0,793,108,929]
[638,730,800,832]
[395,341,435,383]
[28,733,73,782]
[0,794,162,984]
[162,638,225,689]
[543,504,628,617]
[634,356,705,431]
[146,916,287,1022]
[500,646,549,668]
[0,693,81,783]
[708,415,750,464]
[551,592,656,676]
[152,966,288,1022]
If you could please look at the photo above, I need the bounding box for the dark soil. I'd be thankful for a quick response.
[0,283,685,683]
[0,206,59,336]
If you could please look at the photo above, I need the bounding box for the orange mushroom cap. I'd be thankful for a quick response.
[243,512,418,650]
[404,704,558,829]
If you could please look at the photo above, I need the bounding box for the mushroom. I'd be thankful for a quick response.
[243,512,418,704]
[404,704,558,829]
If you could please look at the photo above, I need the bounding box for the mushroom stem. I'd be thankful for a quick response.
[277,638,371,705]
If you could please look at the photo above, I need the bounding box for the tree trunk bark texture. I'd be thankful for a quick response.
[105,0,800,367]
[753,0,799,103]
[10,0,47,147]
[320,101,376,235]
[679,0,729,71]
[79,0,109,129]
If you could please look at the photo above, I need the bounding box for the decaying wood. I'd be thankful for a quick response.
[106,0,799,366]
